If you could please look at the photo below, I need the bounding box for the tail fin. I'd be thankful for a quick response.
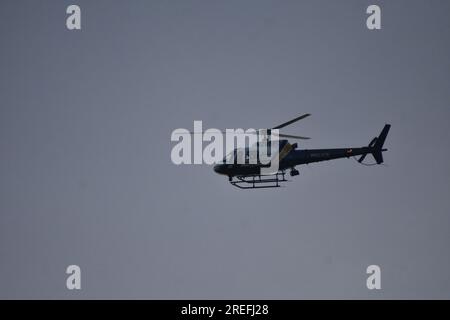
[372,124,390,164]
[358,124,391,164]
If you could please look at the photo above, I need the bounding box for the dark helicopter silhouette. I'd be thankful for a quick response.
[213,114,390,189]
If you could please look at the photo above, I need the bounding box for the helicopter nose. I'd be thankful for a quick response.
[213,164,226,175]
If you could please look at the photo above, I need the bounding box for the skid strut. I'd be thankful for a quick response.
[229,172,289,189]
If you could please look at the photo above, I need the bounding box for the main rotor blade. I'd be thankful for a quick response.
[172,131,310,140]
[274,133,311,140]
[172,131,225,135]
[272,113,311,129]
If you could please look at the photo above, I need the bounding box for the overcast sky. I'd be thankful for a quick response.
[1,0,450,299]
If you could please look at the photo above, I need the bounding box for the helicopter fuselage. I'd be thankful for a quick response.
[213,146,375,177]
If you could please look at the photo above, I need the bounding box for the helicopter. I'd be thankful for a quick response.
[212,114,391,189]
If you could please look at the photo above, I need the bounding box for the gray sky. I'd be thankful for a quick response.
[1,0,450,299]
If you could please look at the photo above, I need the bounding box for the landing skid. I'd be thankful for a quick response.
[230,172,289,189]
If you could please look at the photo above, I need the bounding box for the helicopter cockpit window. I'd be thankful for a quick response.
[218,148,258,164]
[247,146,259,164]
[221,151,235,164]
[236,148,245,164]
